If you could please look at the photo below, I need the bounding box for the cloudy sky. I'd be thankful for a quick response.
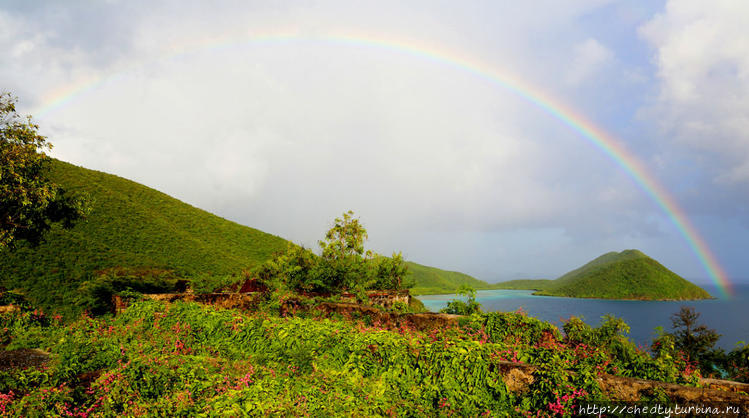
[2,1,748,286]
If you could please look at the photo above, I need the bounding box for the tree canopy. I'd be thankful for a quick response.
[0,93,86,248]
[254,211,410,293]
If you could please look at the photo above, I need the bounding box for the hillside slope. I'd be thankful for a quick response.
[0,160,485,310]
[407,262,490,295]
[535,250,712,300]
[0,160,291,311]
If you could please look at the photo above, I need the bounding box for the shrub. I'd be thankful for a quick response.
[440,286,482,315]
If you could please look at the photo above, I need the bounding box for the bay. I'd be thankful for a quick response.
[417,284,749,350]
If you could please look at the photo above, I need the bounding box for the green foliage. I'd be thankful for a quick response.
[535,249,712,300]
[0,93,87,249]
[0,300,512,415]
[253,244,324,292]
[440,286,483,315]
[480,310,561,346]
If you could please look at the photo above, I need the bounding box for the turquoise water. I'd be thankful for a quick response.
[418,284,749,350]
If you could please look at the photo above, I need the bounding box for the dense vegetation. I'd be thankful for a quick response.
[532,250,712,300]
[0,160,484,316]
[0,295,703,416]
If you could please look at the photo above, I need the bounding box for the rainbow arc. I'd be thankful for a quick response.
[33,31,734,297]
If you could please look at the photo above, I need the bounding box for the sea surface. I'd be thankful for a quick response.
[418,284,749,350]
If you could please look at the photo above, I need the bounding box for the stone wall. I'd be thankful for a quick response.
[339,290,411,308]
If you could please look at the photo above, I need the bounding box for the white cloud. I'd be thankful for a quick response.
[639,0,749,183]
[565,38,614,86]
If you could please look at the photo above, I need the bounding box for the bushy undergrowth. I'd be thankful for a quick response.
[0,299,702,416]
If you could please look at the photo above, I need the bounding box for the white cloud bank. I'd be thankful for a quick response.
[639,0,749,184]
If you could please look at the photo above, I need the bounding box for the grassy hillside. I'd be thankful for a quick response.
[534,249,712,300]
[0,160,290,313]
[407,262,490,295]
[0,160,486,311]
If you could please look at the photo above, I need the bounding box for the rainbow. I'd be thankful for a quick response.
[32,31,734,297]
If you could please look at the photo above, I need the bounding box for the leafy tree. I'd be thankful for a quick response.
[665,306,721,374]
[316,210,372,290]
[0,93,86,248]
[316,210,409,292]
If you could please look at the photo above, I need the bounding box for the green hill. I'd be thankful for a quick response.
[407,262,490,295]
[534,250,712,300]
[0,160,485,312]
[489,279,555,291]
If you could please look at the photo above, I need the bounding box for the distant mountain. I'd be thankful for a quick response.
[0,160,483,313]
[533,250,712,300]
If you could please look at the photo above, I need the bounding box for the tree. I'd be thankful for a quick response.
[0,93,86,248]
[317,210,374,291]
[668,306,721,374]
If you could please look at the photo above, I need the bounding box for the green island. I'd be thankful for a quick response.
[491,250,713,300]
[2,99,747,415]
